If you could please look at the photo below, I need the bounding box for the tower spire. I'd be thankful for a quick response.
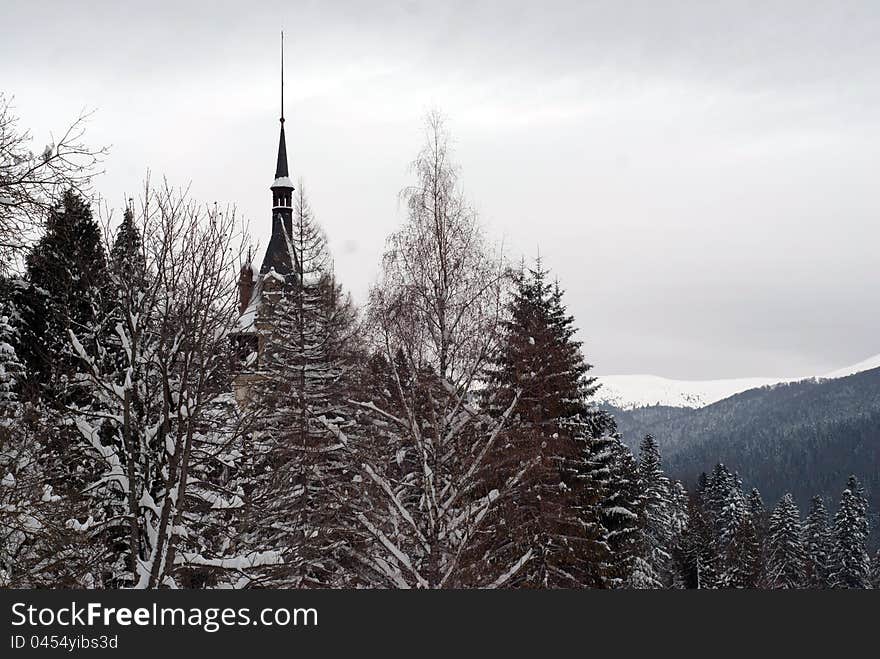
[273,30,290,180]
[280,29,285,125]
[263,30,296,276]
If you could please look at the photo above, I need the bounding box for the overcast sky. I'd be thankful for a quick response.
[2,0,878,378]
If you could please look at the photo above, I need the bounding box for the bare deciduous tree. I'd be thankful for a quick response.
[70,180,261,588]
[350,113,529,588]
[0,93,105,270]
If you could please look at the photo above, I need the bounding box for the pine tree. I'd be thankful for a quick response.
[706,465,745,548]
[633,435,674,588]
[829,476,871,589]
[477,261,608,587]
[747,488,768,544]
[242,185,362,587]
[765,494,806,589]
[109,205,144,274]
[803,495,832,588]
[678,488,719,589]
[484,261,597,422]
[666,479,690,587]
[21,189,107,392]
[725,513,762,588]
[599,436,643,586]
[870,549,880,589]
[13,192,108,512]
[0,305,25,416]
[701,463,745,585]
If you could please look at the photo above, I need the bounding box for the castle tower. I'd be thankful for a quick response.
[261,30,298,278]
[231,32,298,402]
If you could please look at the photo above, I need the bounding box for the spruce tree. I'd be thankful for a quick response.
[707,465,744,547]
[678,492,717,589]
[478,261,608,587]
[701,463,745,584]
[108,205,144,274]
[21,189,107,393]
[104,204,149,367]
[725,513,762,588]
[667,479,691,587]
[829,477,871,589]
[484,261,597,422]
[242,186,362,587]
[803,495,832,588]
[0,306,25,416]
[747,488,768,544]
[765,494,806,589]
[600,437,643,586]
[870,549,880,589]
[634,435,674,588]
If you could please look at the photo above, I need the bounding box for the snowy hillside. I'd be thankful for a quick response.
[596,353,880,410]
[822,353,880,379]
[595,374,793,409]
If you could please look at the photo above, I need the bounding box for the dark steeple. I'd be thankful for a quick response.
[274,31,290,180]
[275,124,289,179]
[261,30,297,277]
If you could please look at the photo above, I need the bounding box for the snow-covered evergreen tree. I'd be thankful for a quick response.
[632,435,674,588]
[483,261,598,420]
[0,306,25,415]
[698,463,747,585]
[724,513,762,588]
[803,495,832,589]
[21,189,107,392]
[870,549,880,589]
[765,493,806,589]
[666,479,691,587]
[109,205,144,274]
[0,321,100,587]
[476,261,609,587]
[829,476,871,589]
[598,436,643,587]
[708,465,745,550]
[677,473,718,588]
[238,185,364,587]
[747,488,768,543]
[10,192,110,521]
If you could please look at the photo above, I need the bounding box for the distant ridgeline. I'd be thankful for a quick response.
[605,367,880,548]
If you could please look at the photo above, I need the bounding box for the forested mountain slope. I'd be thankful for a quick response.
[607,368,880,543]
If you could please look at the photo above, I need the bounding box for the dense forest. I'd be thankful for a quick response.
[610,370,880,548]
[1,95,877,588]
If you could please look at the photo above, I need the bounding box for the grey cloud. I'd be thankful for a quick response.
[2,0,878,378]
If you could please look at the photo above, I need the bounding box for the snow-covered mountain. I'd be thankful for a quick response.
[596,353,880,410]
[821,353,880,379]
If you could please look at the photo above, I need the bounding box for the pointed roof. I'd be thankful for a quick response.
[261,31,296,277]
[274,124,290,181]
[271,29,293,189]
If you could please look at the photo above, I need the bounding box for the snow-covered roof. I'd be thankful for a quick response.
[262,268,286,283]
[270,176,294,189]
[236,267,294,332]
[236,280,262,332]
